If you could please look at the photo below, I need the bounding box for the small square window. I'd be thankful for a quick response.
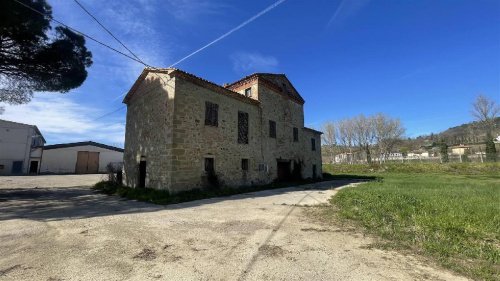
[269,120,276,138]
[244,88,252,97]
[241,159,249,171]
[293,127,298,142]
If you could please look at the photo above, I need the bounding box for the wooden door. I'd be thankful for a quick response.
[76,151,89,174]
[87,152,99,173]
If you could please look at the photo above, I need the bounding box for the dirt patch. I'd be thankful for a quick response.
[133,248,157,261]
[164,254,182,262]
[258,245,285,257]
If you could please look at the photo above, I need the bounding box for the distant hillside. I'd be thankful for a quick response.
[401,117,500,151]
[439,117,500,144]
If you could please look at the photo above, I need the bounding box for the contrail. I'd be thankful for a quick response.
[169,0,287,67]
[111,0,287,102]
[327,0,346,27]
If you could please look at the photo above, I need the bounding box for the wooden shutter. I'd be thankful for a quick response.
[238,111,249,144]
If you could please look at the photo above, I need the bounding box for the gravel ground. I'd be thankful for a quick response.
[0,175,467,281]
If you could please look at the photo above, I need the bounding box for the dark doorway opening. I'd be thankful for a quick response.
[29,161,38,174]
[313,164,317,179]
[276,160,291,182]
[139,160,147,188]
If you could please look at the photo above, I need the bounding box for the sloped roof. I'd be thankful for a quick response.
[0,119,46,143]
[43,141,124,152]
[225,73,305,105]
[303,127,323,135]
[123,68,260,106]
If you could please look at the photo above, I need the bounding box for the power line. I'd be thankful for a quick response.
[108,0,288,104]
[93,0,288,122]
[11,0,147,66]
[16,0,288,122]
[72,0,149,66]
[92,106,125,121]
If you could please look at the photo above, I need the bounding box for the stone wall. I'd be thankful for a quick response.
[171,76,265,191]
[124,70,322,192]
[123,72,175,190]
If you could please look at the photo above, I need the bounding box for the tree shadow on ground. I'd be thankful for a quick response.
[0,179,367,222]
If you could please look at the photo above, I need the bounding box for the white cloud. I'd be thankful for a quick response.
[0,95,125,146]
[231,52,279,73]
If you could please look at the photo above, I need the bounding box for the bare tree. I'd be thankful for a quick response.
[337,118,355,163]
[471,95,499,162]
[322,121,336,164]
[373,113,405,163]
[471,94,499,134]
[352,114,375,164]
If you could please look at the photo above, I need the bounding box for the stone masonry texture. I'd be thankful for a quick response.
[124,69,322,192]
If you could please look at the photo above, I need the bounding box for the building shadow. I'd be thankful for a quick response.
[0,179,366,222]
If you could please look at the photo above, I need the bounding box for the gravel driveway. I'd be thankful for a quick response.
[0,175,467,280]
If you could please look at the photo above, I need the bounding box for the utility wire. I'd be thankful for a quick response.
[72,0,149,66]
[11,0,147,66]
[71,0,176,121]
[101,0,288,119]
[16,0,288,122]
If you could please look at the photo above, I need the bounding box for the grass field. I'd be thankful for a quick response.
[321,163,500,280]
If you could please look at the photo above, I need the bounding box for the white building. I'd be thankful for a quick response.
[0,119,45,175]
[40,141,124,174]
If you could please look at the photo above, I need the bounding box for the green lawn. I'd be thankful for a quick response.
[320,164,500,280]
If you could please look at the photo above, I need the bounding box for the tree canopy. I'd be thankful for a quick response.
[0,0,92,105]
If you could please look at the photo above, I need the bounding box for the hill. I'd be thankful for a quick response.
[438,117,500,144]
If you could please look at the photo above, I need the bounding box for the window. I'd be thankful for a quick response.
[241,159,249,171]
[204,158,214,173]
[244,87,252,97]
[258,163,267,172]
[293,127,298,142]
[205,101,218,127]
[238,111,249,144]
[313,164,317,179]
[269,120,276,138]
[311,138,316,151]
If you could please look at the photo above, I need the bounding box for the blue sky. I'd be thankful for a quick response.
[2,0,499,147]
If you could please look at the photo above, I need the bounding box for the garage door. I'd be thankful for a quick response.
[76,151,100,174]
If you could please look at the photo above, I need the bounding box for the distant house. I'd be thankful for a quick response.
[40,141,123,174]
[0,119,45,175]
[450,144,471,155]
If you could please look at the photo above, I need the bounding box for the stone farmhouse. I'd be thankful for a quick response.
[123,68,322,192]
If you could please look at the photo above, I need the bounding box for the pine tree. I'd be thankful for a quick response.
[485,133,497,162]
[440,142,449,163]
